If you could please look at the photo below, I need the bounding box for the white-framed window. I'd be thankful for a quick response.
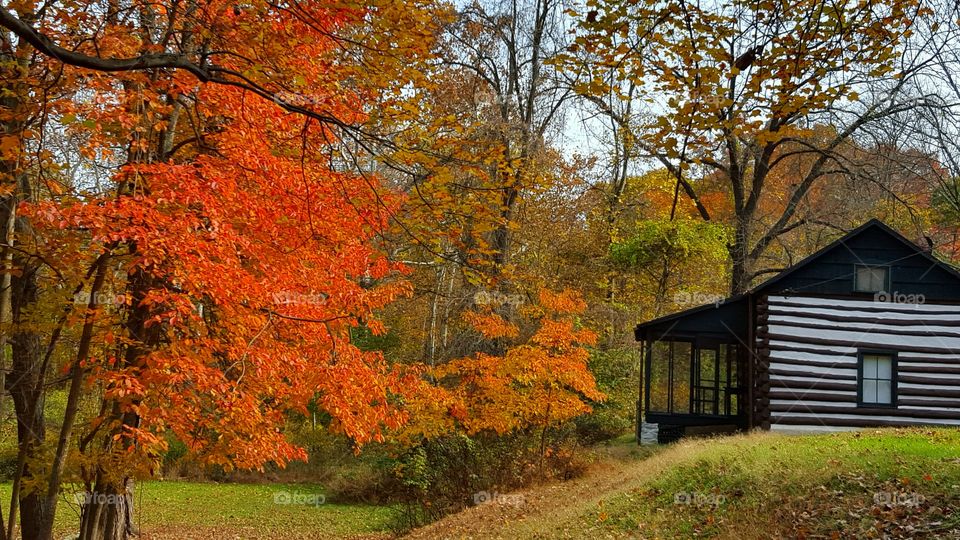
[854,265,888,293]
[859,352,896,407]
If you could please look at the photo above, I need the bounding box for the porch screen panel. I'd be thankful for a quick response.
[648,341,671,412]
[672,342,692,414]
[698,348,718,415]
[725,344,739,415]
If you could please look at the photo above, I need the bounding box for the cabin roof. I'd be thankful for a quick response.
[635,219,960,337]
[754,219,960,293]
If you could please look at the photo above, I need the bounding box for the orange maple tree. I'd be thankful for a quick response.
[3,1,441,539]
[402,290,604,441]
[32,88,414,457]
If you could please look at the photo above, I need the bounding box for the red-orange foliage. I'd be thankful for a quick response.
[23,0,441,471]
[31,87,419,467]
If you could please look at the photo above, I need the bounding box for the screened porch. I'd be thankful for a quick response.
[643,338,745,426]
[634,296,750,432]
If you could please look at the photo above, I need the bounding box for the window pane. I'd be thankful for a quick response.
[855,266,871,290]
[700,349,717,384]
[860,353,895,405]
[856,266,887,292]
[863,357,878,378]
[718,346,728,385]
[863,379,877,402]
[727,345,738,385]
[876,380,892,404]
[672,342,691,414]
[876,357,892,379]
[870,268,886,290]
[649,342,670,413]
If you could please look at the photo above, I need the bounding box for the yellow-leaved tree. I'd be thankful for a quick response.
[566,0,956,293]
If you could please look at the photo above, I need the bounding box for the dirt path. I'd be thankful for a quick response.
[404,442,686,539]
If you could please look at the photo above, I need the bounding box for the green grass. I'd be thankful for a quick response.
[568,428,960,538]
[5,429,960,539]
[0,481,396,538]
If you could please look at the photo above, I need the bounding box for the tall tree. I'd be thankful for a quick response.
[0,8,56,535]
[385,0,578,365]
[572,0,960,293]
[0,1,441,539]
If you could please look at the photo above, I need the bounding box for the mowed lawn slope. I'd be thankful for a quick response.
[408,428,960,539]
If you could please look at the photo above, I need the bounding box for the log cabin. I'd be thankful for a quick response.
[635,219,960,444]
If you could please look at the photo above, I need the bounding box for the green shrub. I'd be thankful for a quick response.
[389,425,588,531]
[160,437,188,476]
[0,444,19,481]
[574,348,638,444]
[575,406,631,445]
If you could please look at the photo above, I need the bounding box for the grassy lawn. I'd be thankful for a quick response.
[0,482,397,539]
[6,429,960,538]
[578,428,960,538]
[409,427,960,539]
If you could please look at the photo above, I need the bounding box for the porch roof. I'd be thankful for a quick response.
[634,294,748,341]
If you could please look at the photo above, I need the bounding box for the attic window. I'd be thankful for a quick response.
[854,265,888,293]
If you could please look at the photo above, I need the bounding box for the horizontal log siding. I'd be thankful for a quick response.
[765,295,960,431]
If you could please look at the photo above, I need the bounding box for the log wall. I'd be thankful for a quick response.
[763,295,960,431]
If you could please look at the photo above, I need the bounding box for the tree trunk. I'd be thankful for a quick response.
[1,188,47,540]
[77,475,136,540]
[37,252,111,540]
[0,25,46,536]
[75,265,157,540]
[490,178,519,271]
[8,330,45,540]
[729,218,753,296]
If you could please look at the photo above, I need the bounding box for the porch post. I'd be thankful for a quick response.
[636,336,644,442]
[746,293,755,430]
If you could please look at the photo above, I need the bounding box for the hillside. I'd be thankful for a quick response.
[407,429,960,539]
